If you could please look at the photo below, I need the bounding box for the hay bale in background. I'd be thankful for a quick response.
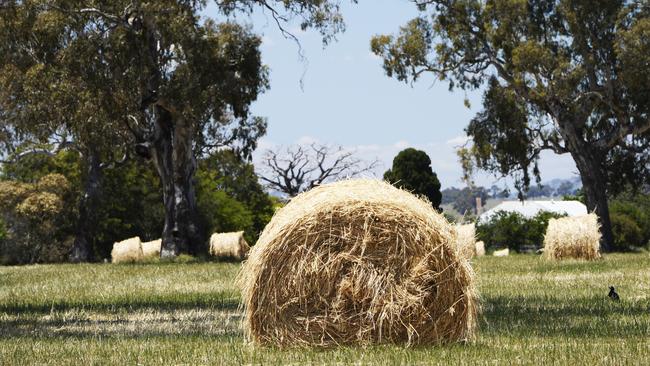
[455,224,477,259]
[111,237,143,263]
[493,248,509,257]
[209,231,249,261]
[142,239,161,259]
[475,241,486,257]
[543,214,601,260]
[238,179,478,347]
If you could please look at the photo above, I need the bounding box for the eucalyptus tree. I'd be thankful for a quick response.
[1,0,358,259]
[0,2,135,261]
[1,1,268,258]
[371,0,650,250]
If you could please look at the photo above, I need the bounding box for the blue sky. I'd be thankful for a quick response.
[204,1,578,188]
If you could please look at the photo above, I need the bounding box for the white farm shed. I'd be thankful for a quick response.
[478,200,588,223]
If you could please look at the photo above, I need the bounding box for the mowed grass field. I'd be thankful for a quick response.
[1,254,649,365]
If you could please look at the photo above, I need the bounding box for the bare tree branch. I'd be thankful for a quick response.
[258,143,379,197]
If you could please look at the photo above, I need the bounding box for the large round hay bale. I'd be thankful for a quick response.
[209,231,250,261]
[238,179,478,347]
[111,237,143,263]
[543,214,601,260]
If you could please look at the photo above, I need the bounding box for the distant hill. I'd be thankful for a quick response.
[440,178,583,220]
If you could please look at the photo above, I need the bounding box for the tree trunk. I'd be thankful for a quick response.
[69,149,103,262]
[562,131,615,252]
[571,152,615,252]
[150,104,203,258]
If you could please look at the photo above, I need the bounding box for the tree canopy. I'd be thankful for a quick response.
[1,0,362,260]
[384,148,442,210]
[372,0,650,250]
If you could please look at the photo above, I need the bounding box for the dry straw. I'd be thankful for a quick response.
[475,241,486,257]
[493,248,510,257]
[111,237,144,263]
[543,213,601,260]
[455,224,477,260]
[209,231,250,261]
[238,179,479,347]
[142,239,162,259]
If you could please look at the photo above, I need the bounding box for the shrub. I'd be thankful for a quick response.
[197,150,275,244]
[610,213,644,250]
[0,219,6,242]
[609,198,650,248]
[477,210,565,252]
[0,174,75,264]
[196,178,255,242]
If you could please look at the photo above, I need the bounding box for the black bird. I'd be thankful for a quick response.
[608,286,620,301]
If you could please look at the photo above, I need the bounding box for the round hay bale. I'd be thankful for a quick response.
[475,241,486,257]
[111,237,143,263]
[238,179,478,347]
[493,248,509,257]
[455,224,476,259]
[543,214,601,260]
[209,231,250,261]
[142,239,162,259]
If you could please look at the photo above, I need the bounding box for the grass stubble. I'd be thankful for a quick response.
[0,254,649,365]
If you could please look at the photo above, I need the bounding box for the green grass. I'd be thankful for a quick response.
[1,254,649,365]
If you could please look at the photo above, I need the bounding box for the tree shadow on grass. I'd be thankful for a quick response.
[0,295,240,315]
[0,309,245,340]
[4,294,648,342]
[481,294,650,338]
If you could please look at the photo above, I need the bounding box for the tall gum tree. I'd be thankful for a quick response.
[371,0,650,251]
[0,3,136,261]
[1,1,269,258]
[1,0,358,259]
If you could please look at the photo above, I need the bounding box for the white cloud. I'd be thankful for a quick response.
[393,140,410,149]
[261,35,276,47]
[446,135,469,146]
[296,135,320,145]
[368,51,382,61]
[256,138,276,151]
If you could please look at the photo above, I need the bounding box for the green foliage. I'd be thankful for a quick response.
[610,213,644,251]
[384,148,442,210]
[372,1,650,191]
[217,0,356,46]
[609,193,650,249]
[0,147,277,261]
[195,151,275,244]
[372,1,650,249]
[442,186,490,215]
[443,212,457,224]
[563,188,586,204]
[91,160,164,260]
[0,151,165,261]
[1,150,82,190]
[0,218,6,242]
[0,174,75,264]
[196,177,254,241]
[477,210,565,252]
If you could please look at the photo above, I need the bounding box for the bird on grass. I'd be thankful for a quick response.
[608,286,620,301]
